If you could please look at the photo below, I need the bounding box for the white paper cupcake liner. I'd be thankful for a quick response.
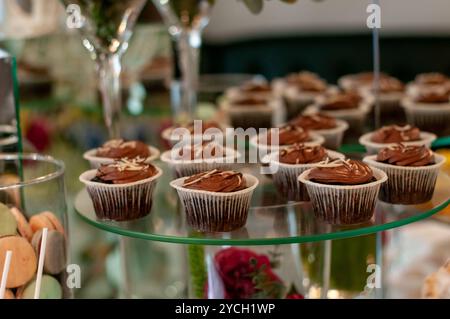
[363,154,445,204]
[83,146,160,169]
[220,98,282,129]
[298,167,387,224]
[269,150,345,202]
[170,174,259,232]
[359,131,437,155]
[311,119,349,150]
[79,167,163,221]
[250,131,325,155]
[161,147,241,178]
[402,98,450,135]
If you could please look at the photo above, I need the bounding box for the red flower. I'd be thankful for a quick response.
[213,248,284,299]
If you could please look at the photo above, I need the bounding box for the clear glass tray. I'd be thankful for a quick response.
[74,161,450,246]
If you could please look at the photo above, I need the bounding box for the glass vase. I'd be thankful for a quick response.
[0,154,70,299]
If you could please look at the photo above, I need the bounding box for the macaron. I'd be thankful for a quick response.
[31,229,67,275]
[0,203,17,238]
[4,289,15,299]
[9,207,33,241]
[0,236,37,288]
[16,275,62,299]
[30,212,64,235]
[0,174,20,207]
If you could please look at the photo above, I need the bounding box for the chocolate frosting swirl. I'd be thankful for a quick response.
[320,92,361,111]
[279,144,327,164]
[376,144,434,166]
[371,125,421,143]
[264,125,311,146]
[308,159,374,185]
[183,121,221,134]
[286,71,320,84]
[241,82,272,93]
[290,114,337,130]
[96,139,151,159]
[290,76,327,92]
[183,169,247,192]
[415,73,449,85]
[93,160,158,184]
[378,77,405,93]
[415,89,450,104]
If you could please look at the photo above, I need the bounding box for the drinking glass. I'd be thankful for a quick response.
[153,0,214,122]
[61,0,147,138]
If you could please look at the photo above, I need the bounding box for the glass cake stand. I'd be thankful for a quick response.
[74,158,450,299]
[75,162,450,246]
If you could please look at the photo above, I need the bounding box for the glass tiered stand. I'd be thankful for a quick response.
[74,159,450,299]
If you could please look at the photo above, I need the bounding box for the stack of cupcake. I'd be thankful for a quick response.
[403,73,450,135]
[220,80,283,129]
[0,204,67,299]
[273,71,329,119]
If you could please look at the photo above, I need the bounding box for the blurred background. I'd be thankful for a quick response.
[0,0,449,298]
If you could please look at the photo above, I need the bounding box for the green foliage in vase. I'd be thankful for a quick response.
[187,245,207,299]
[63,0,144,51]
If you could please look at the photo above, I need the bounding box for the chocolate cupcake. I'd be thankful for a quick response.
[298,159,387,224]
[267,144,345,201]
[161,120,226,146]
[359,124,436,154]
[360,77,406,120]
[161,142,241,178]
[220,95,283,130]
[79,159,162,221]
[338,72,390,92]
[250,125,325,154]
[363,144,445,204]
[289,114,349,150]
[280,72,328,119]
[415,73,449,86]
[170,169,259,232]
[83,139,160,168]
[304,91,371,133]
[402,87,450,135]
[226,81,274,101]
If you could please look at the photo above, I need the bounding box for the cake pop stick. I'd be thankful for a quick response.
[34,228,48,299]
[0,250,12,299]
